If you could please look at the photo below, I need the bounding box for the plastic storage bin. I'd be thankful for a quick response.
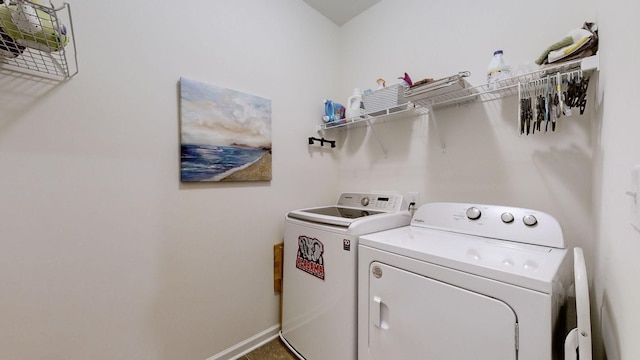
[362,84,405,114]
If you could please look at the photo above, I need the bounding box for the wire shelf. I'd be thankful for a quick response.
[0,0,77,80]
[317,55,599,153]
[412,55,598,110]
[319,102,416,130]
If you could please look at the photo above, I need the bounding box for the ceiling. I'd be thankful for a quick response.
[302,0,382,26]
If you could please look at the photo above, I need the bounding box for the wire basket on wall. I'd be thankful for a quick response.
[0,0,77,80]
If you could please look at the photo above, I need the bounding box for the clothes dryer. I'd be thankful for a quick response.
[358,202,572,360]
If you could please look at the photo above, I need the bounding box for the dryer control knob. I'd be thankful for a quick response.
[523,215,538,227]
[466,207,481,220]
[501,212,515,223]
[361,197,370,206]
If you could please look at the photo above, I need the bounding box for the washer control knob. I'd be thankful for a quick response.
[523,215,538,227]
[501,212,515,223]
[466,207,481,220]
[361,197,370,207]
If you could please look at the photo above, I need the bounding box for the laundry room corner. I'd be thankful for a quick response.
[333,0,597,279]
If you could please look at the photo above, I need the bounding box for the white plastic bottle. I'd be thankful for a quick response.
[487,50,511,89]
[345,88,363,119]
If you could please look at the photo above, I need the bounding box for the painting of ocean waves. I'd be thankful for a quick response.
[179,77,272,182]
[181,144,268,182]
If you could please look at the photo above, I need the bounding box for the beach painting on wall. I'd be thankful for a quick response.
[179,78,272,182]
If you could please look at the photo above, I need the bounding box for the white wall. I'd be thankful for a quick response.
[0,0,340,359]
[592,0,640,359]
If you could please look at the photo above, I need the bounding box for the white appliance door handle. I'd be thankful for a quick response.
[573,248,593,360]
[564,328,578,360]
[373,296,383,328]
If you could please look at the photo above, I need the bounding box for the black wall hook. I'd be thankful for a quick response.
[308,137,336,148]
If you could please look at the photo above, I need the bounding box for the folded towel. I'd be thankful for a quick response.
[535,36,574,65]
[547,28,593,63]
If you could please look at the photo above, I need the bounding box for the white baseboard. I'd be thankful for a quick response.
[206,324,280,360]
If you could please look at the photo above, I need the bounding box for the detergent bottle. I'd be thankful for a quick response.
[323,99,335,123]
[323,99,345,123]
[487,50,511,89]
[345,88,363,119]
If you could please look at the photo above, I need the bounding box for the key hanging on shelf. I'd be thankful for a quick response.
[518,82,525,135]
[518,82,534,136]
[536,80,545,133]
[551,77,560,132]
[556,72,564,121]
[577,74,590,115]
[544,75,551,132]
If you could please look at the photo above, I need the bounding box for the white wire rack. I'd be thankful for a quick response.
[412,55,598,111]
[316,55,599,154]
[0,0,77,80]
[319,102,415,131]
[317,103,416,156]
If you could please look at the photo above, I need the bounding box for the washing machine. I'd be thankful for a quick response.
[280,192,411,360]
[358,202,573,360]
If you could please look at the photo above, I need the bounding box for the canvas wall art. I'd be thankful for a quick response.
[179,78,272,182]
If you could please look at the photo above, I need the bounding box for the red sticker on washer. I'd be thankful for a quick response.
[296,235,325,280]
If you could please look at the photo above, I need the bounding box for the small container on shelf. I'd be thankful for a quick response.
[345,88,364,119]
[362,84,406,115]
[487,50,512,89]
[323,99,345,123]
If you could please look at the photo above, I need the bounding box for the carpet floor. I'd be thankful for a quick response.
[239,338,297,360]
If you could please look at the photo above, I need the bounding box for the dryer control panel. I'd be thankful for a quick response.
[411,202,565,249]
[336,192,404,212]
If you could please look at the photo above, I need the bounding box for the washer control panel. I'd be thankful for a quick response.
[412,202,565,248]
[336,192,404,212]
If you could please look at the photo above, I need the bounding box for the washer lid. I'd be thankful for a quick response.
[287,192,407,228]
[288,206,383,227]
[360,225,569,294]
[288,209,412,235]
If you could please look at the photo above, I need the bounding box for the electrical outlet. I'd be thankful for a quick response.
[408,192,420,206]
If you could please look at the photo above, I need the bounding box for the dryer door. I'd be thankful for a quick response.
[367,262,518,360]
